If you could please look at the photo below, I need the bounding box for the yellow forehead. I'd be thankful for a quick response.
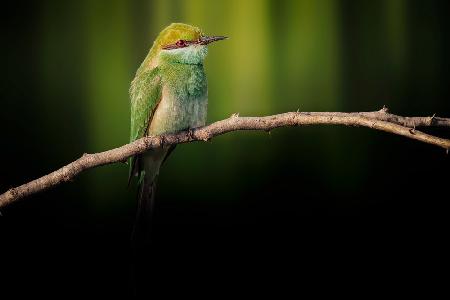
[156,23,202,46]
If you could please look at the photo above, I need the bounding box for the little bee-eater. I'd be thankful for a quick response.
[128,23,227,230]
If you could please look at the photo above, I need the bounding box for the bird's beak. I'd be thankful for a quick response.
[199,36,228,45]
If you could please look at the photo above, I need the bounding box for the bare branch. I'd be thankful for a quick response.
[309,111,450,128]
[1,110,449,209]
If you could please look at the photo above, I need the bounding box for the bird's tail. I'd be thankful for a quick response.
[131,174,156,245]
[130,150,167,247]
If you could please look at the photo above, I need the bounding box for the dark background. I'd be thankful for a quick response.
[1,0,449,296]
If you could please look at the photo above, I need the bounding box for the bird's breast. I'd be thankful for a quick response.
[148,65,208,136]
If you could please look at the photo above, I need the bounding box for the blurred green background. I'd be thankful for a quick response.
[1,0,449,296]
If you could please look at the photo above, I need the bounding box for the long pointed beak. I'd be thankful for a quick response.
[199,35,228,45]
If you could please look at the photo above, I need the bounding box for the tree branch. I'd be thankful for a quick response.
[1,109,449,209]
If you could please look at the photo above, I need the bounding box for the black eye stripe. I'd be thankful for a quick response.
[162,39,196,50]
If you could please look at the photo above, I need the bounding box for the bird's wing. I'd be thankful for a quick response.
[128,67,162,184]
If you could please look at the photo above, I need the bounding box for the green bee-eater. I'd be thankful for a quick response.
[128,23,226,232]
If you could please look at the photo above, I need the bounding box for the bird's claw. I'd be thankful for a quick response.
[187,128,195,140]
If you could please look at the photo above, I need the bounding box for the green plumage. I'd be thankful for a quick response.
[128,24,208,182]
[128,23,225,240]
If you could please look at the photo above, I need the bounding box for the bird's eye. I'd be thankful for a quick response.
[176,40,186,47]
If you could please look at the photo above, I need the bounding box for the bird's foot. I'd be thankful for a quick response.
[187,128,195,141]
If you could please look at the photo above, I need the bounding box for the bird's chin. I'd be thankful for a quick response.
[161,45,208,65]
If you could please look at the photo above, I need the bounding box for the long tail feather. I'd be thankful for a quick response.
[131,175,156,246]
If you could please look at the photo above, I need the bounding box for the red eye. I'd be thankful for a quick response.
[176,40,186,47]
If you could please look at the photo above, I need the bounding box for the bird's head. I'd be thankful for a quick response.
[144,23,227,68]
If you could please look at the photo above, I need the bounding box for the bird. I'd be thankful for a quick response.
[128,23,227,238]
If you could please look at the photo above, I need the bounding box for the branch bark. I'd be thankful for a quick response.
[1,109,449,209]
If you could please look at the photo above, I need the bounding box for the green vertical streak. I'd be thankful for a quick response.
[84,0,131,209]
[384,0,407,76]
[282,0,341,111]
[227,0,273,115]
